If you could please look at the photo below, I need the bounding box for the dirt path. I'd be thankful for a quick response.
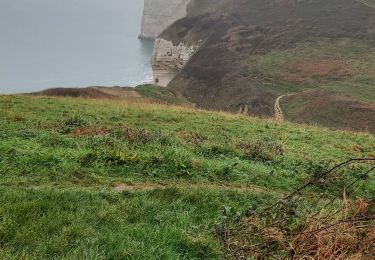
[274,93,298,121]
[112,182,271,194]
[25,182,277,195]
[274,95,287,121]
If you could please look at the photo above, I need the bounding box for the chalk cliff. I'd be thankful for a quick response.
[139,0,191,39]
[151,38,199,86]
[143,0,228,86]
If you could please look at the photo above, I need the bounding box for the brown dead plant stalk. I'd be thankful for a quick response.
[292,196,375,260]
[219,158,375,259]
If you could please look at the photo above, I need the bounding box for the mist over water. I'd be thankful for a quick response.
[0,0,153,94]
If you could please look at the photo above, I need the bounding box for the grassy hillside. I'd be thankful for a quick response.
[162,0,375,132]
[281,89,375,133]
[0,95,374,258]
[244,37,375,133]
[245,38,375,98]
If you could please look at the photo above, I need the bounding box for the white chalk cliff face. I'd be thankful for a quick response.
[140,0,200,86]
[151,39,199,87]
[139,0,191,39]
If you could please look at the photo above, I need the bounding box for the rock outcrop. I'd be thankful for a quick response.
[142,0,223,86]
[151,38,199,87]
[139,0,191,39]
[143,0,228,86]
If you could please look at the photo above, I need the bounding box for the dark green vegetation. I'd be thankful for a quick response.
[134,84,189,105]
[0,95,374,258]
[162,0,375,132]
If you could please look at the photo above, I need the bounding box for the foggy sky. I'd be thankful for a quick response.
[0,0,151,93]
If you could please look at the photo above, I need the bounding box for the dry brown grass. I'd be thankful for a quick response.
[68,127,110,137]
[292,197,375,259]
[220,196,375,259]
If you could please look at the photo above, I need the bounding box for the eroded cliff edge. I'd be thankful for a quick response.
[151,38,199,87]
[141,0,199,86]
[148,0,226,86]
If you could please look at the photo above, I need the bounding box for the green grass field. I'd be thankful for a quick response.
[0,95,374,258]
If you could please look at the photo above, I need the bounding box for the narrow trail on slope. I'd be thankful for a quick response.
[274,93,299,121]
[112,182,271,194]
[274,95,287,121]
[22,182,278,195]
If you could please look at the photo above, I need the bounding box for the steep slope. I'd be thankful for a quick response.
[153,0,375,132]
[282,89,375,133]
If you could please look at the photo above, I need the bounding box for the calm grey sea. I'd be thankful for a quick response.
[0,0,153,94]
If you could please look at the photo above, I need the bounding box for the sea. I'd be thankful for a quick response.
[0,0,153,94]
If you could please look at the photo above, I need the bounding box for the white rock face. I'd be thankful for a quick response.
[151,38,199,86]
[140,0,191,39]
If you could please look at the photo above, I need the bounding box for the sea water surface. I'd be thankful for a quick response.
[0,0,153,94]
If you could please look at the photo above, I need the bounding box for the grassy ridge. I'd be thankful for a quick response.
[0,95,374,258]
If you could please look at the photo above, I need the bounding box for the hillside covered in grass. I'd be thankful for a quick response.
[252,38,375,132]
[0,95,374,258]
[157,0,375,133]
